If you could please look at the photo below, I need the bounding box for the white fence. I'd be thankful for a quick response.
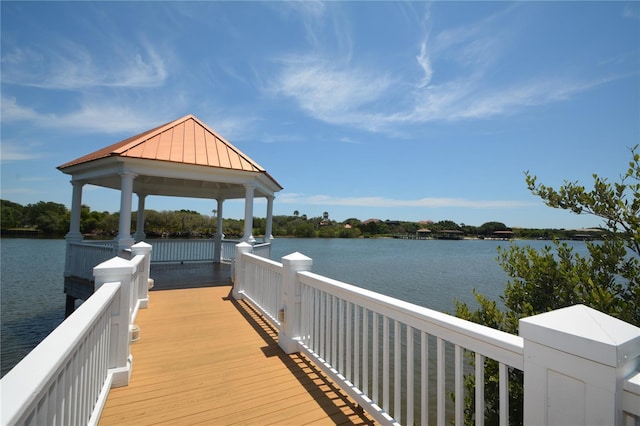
[147,239,249,263]
[1,242,152,426]
[234,245,640,426]
[232,244,283,327]
[66,240,115,281]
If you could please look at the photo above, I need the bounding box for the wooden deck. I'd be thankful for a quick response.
[99,278,375,425]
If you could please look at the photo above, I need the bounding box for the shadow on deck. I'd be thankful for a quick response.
[149,262,232,290]
[99,264,375,425]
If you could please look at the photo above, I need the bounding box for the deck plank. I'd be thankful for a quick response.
[99,286,375,425]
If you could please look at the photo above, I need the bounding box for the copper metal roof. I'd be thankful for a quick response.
[58,114,267,174]
[57,114,282,199]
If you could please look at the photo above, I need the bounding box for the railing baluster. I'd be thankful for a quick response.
[363,308,369,396]
[455,345,464,426]
[383,316,389,413]
[372,312,379,403]
[421,331,428,426]
[320,291,326,360]
[346,301,352,382]
[476,353,486,426]
[354,304,360,389]
[407,325,414,426]
[394,319,401,423]
[437,337,445,426]
[499,362,508,426]
[331,295,338,367]
[314,289,320,353]
[338,298,344,374]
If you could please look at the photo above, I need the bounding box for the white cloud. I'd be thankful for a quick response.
[278,193,534,209]
[0,96,165,134]
[0,141,42,162]
[270,55,394,125]
[267,3,613,134]
[416,41,433,88]
[1,39,167,90]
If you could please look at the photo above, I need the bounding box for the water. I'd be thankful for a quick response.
[1,238,67,377]
[271,237,512,313]
[1,237,589,377]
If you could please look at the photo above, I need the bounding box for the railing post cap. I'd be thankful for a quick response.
[282,251,313,266]
[519,304,640,367]
[132,241,152,250]
[93,256,135,276]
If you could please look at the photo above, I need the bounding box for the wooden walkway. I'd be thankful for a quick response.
[99,282,375,425]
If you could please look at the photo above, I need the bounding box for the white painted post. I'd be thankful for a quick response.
[520,304,640,426]
[243,184,256,243]
[232,242,253,299]
[133,194,146,242]
[214,198,224,263]
[131,241,152,309]
[93,257,137,388]
[265,195,274,240]
[115,172,136,253]
[279,252,313,354]
[66,180,85,241]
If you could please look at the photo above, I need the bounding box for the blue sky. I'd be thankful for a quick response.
[1,1,638,229]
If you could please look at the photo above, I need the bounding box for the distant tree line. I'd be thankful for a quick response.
[1,199,599,240]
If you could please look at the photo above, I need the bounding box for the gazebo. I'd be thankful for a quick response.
[58,114,283,312]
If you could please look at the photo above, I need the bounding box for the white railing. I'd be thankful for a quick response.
[149,238,245,263]
[624,371,640,422]
[1,242,153,426]
[66,240,115,281]
[150,238,214,263]
[221,240,241,261]
[252,241,272,259]
[297,271,523,426]
[234,245,640,426]
[233,249,283,328]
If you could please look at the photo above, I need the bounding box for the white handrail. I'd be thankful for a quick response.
[150,239,215,262]
[66,240,115,280]
[237,252,283,328]
[624,371,640,421]
[0,282,120,426]
[234,246,640,426]
[1,242,154,425]
[296,270,523,426]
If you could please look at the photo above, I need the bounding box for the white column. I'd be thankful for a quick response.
[520,304,640,426]
[279,252,313,354]
[214,198,224,263]
[131,241,152,309]
[93,256,136,387]
[133,194,146,242]
[66,180,84,241]
[265,195,275,240]
[243,184,255,243]
[232,242,253,299]
[116,172,136,253]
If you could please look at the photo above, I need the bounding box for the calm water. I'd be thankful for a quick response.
[271,238,516,314]
[1,238,67,377]
[1,237,589,377]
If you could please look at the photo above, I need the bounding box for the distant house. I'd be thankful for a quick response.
[416,229,431,240]
[571,228,603,241]
[434,229,464,240]
[491,230,514,240]
[362,219,381,225]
